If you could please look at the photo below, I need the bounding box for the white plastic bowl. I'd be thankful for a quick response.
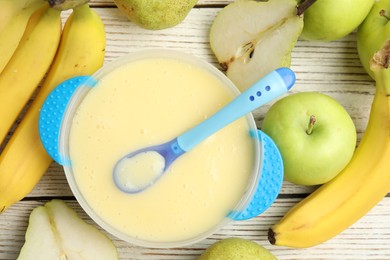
[44,49,264,248]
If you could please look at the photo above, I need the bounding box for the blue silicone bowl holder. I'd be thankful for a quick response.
[39,76,284,221]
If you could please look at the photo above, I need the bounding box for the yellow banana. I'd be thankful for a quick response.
[268,42,390,248]
[0,3,106,213]
[0,4,62,147]
[0,0,45,32]
[0,0,27,32]
[0,0,46,73]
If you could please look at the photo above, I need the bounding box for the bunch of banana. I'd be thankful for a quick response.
[0,3,106,213]
[0,3,62,145]
[268,42,390,248]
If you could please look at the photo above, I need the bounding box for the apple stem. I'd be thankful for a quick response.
[297,0,317,16]
[380,9,390,21]
[306,115,316,135]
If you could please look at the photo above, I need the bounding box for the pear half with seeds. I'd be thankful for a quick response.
[210,0,303,92]
[17,200,118,260]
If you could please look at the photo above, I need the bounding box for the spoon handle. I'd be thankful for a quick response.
[176,67,295,152]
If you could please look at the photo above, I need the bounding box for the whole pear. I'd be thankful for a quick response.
[113,0,198,30]
[300,0,375,41]
[198,238,277,260]
[357,0,390,80]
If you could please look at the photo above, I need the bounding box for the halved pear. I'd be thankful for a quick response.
[210,0,303,92]
[18,200,118,260]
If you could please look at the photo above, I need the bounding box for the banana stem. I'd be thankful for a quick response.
[306,115,316,135]
[371,39,390,94]
[47,0,90,10]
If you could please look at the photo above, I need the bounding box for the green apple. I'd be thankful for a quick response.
[113,0,198,30]
[300,0,375,42]
[262,92,356,186]
[357,0,390,80]
[198,237,276,260]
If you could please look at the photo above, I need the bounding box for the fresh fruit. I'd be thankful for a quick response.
[17,200,118,259]
[300,0,375,42]
[262,92,356,185]
[113,0,198,30]
[0,0,42,33]
[0,0,17,32]
[198,237,276,260]
[47,0,90,10]
[357,0,390,80]
[209,0,303,92]
[268,42,390,248]
[0,0,46,73]
[0,3,105,213]
[0,4,61,150]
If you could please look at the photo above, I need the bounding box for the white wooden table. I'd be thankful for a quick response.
[1,1,390,259]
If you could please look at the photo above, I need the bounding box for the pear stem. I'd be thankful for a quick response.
[380,9,390,21]
[297,0,317,16]
[306,115,316,135]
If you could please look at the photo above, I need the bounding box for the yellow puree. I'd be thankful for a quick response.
[115,151,166,191]
[69,57,255,242]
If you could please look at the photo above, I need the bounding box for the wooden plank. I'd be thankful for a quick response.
[1,198,390,259]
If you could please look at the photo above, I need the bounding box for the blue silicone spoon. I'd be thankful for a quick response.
[113,68,295,193]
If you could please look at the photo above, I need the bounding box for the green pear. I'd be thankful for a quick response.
[198,237,277,260]
[17,200,118,260]
[357,0,390,80]
[209,0,303,92]
[300,0,375,42]
[113,0,198,30]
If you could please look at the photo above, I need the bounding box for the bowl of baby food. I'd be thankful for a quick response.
[39,49,285,248]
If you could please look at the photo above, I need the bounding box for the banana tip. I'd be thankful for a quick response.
[268,228,276,245]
